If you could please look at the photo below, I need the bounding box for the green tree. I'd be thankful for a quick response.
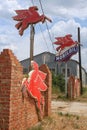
[52,72,65,92]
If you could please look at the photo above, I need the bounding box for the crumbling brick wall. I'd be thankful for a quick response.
[67,75,80,99]
[39,64,52,116]
[0,49,38,130]
[0,49,52,130]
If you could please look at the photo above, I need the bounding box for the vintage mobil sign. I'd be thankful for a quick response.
[55,44,78,62]
[53,34,78,62]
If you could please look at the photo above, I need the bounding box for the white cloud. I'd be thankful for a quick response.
[43,0,87,19]
[0,0,21,19]
[51,19,80,40]
[0,0,87,71]
[81,48,87,71]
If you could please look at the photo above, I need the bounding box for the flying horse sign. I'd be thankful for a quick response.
[13,6,52,65]
[12,6,52,36]
[53,34,78,62]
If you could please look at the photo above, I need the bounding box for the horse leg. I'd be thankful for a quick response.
[44,15,52,22]
[56,46,61,51]
[19,29,24,36]
[19,21,29,36]
[41,15,52,23]
[41,15,45,23]
[15,22,22,30]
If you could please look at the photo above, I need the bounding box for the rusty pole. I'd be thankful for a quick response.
[29,24,35,71]
[78,27,83,95]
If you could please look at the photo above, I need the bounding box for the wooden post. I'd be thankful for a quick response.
[65,62,68,97]
[29,24,35,70]
[78,27,83,95]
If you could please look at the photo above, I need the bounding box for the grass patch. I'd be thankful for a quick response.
[52,86,61,94]
[73,123,80,129]
[27,124,43,130]
[43,116,54,124]
[58,112,63,116]
[58,112,80,120]
[52,85,87,102]
[75,87,87,102]
[81,87,87,98]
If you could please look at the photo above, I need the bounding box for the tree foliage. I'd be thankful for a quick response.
[52,72,65,92]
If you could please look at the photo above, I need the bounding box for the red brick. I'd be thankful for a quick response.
[0,49,52,130]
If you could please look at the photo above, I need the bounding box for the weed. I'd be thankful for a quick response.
[65,113,72,117]
[73,123,79,129]
[58,112,63,116]
[27,125,43,130]
[44,116,53,124]
[76,115,80,120]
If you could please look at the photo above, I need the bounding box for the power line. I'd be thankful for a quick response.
[38,0,56,53]
[31,0,56,53]
[31,0,34,6]
[38,24,49,52]
[31,0,51,52]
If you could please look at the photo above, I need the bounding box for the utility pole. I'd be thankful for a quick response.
[65,62,68,97]
[30,24,35,70]
[78,27,83,95]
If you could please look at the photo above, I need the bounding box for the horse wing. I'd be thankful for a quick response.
[54,37,64,45]
[15,9,28,15]
[13,9,31,21]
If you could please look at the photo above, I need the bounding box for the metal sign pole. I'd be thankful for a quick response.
[65,62,68,97]
[29,24,35,71]
[78,27,83,95]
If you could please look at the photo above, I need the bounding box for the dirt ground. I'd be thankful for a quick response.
[41,100,87,130]
[52,101,87,116]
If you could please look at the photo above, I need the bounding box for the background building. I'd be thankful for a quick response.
[20,52,87,86]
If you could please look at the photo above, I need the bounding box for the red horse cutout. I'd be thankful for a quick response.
[13,6,52,35]
[54,34,78,54]
[22,61,47,114]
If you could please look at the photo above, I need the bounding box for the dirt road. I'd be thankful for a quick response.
[52,100,87,116]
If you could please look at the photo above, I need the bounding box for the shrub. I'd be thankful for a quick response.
[52,72,65,93]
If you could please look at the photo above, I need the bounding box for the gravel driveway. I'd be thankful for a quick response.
[52,101,87,116]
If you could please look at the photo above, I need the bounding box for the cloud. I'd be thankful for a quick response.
[42,0,87,20]
[80,27,87,47]
[81,48,87,70]
[51,19,80,39]
[0,0,21,19]
[0,0,87,71]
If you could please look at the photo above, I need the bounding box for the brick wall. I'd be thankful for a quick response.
[39,64,52,116]
[0,49,38,130]
[0,49,52,130]
[67,75,80,99]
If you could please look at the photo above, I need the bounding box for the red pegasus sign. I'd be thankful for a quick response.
[22,61,47,115]
[54,34,78,62]
[13,6,52,35]
[54,34,78,53]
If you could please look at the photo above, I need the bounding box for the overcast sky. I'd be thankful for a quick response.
[0,0,87,71]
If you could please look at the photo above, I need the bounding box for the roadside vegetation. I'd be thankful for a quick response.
[52,72,65,93]
[75,87,87,102]
[52,72,87,102]
[52,72,67,100]
[27,113,87,130]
